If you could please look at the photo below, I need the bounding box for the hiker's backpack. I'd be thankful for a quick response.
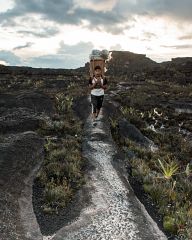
[89,49,110,78]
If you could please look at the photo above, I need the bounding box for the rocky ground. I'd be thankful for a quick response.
[0,89,54,239]
[0,66,87,239]
[47,96,166,240]
[0,50,191,240]
[105,62,192,239]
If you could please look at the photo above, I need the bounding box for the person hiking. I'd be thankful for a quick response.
[88,65,108,126]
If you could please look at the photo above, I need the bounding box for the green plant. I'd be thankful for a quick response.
[44,138,58,152]
[185,163,192,177]
[109,117,118,128]
[158,158,179,180]
[143,183,153,193]
[48,148,67,163]
[55,93,73,113]
[174,207,188,234]
[120,106,133,115]
[131,158,151,177]
[36,170,48,186]
[65,95,73,111]
[150,185,166,205]
[34,80,44,88]
[62,137,81,150]
[166,180,177,202]
[163,216,177,234]
[44,178,72,208]
[42,205,56,214]
[45,162,64,180]
[67,82,76,89]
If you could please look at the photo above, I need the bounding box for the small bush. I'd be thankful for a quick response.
[44,179,72,208]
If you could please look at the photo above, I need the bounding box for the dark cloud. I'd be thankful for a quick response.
[143,32,157,39]
[13,42,33,50]
[0,50,22,65]
[1,0,191,36]
[1,0,191,35]
[0,0,192,34]
[17,27,59,38]
[146,0,192,21]
[135,32,157,42]
[161,44,192,49]
[0,0,128,34]
[117,0,192,20]
[178,34,192,40]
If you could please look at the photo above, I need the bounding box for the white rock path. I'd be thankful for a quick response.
[51,97,167,240]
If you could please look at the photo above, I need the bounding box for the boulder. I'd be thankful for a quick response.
[118,118,151,147]
[0,107,41,133]
[0,90,55,115]
[0,131,44,191]
[16,91,55,115]
[0,131,44,240]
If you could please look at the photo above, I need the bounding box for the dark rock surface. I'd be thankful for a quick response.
[0,64,80,75]
[118,118,151,147]
[0,107,41,133]
[0,90,55,115]
[0,64,87,91]
[0,82,56,239]
[72,95,90,121]
[0,131,44,240]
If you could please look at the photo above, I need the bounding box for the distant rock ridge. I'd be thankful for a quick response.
[0,64,82,75]
[1,50,192,83]
[105,51,192,83]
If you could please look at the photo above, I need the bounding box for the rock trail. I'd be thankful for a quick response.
[51,96,167,240]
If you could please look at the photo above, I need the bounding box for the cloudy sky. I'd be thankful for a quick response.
[0,0,192,68]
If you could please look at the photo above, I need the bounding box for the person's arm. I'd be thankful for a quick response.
[101,77,108,90]
[89,83,97,90]
[88,77,97,90]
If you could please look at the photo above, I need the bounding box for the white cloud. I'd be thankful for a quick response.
[0,60,8,65]
[0,0,14,13]
[0,50,21,65]
[0,0,192,67]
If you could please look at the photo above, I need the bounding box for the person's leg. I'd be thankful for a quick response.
[96,95,104,118]
[91,94,97,121]
[95,109,100,118]
[92,111,97,120]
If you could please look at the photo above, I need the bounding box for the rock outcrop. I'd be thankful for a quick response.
[0,88,56,239]
[107,51,157,77]
[91,51,192,84]
[0,131,44,240]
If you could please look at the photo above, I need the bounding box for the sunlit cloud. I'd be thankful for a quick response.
[73,0,117,12]
[0,0,192,67]
[0,60,8,65]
